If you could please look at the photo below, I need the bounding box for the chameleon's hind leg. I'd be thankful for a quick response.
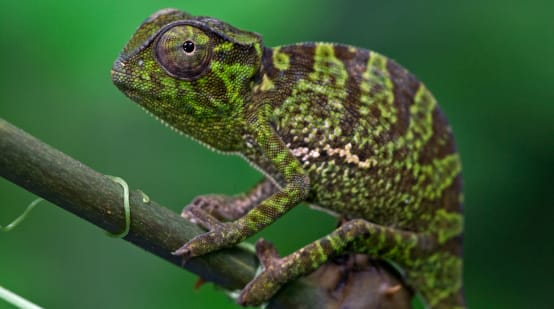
[237,218,463,309]
[237,218,428,306]
[180,178,277,226]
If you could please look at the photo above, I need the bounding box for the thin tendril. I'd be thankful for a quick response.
[1,198,44,232]
[105,175,130,238]
[0,285,44,309]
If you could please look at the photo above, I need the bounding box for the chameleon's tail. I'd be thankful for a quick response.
[406,241,466,309]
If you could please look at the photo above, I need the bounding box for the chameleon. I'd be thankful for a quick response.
[111,8,465,308]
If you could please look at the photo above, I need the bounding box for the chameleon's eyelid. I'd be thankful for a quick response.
[121,21,199,60]
[156,20,261,47]
[125,19,260,60]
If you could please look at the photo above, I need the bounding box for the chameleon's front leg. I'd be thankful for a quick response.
[173,120,309,259]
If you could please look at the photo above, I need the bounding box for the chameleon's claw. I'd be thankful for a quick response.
[171,245,191,258]
[382,284,403,296]
[171,234,207,259]
[173,222,242,260]
[171,232,208,259]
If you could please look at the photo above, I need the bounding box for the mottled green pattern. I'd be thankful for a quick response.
[112,8,464,308]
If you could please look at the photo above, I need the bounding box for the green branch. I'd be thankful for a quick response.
[0,118,412,308]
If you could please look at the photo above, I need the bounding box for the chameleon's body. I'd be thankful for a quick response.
[112,9,464,308]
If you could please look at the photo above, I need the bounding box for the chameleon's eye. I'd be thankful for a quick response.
[154,25,212,80]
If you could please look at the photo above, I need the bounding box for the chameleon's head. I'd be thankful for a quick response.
[112,9,263,151]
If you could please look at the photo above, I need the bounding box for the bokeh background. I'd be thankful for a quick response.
[1,0,552,308]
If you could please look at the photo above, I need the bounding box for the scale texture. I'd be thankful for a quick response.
[112,8,464,308]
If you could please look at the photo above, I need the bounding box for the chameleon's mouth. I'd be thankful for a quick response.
[110,69,125,87]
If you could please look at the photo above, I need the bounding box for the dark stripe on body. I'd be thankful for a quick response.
[261,47,278,79]
[386,59,419,139]
[280,43,316,83]
[335,45,371,141]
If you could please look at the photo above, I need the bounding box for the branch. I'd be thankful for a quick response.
[0,118,412,308]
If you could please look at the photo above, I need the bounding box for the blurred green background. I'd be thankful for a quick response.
[1,0,552,308]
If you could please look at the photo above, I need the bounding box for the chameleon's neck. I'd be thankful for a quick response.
[144,104,247,153]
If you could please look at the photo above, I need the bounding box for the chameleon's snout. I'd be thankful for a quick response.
[111,58,128,89]
[111,57,125,76]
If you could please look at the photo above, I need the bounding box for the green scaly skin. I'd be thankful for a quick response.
[111,9,465,308]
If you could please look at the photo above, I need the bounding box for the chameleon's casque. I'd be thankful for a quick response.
[112,8,464,309]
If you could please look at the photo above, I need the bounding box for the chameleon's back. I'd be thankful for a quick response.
[252,43,464,308]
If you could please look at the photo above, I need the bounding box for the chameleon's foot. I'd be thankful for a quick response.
[181,200,225,231]
[181,195,236,223]
[237,239,287,306]
[174,192,271,260]
[173,202,236,258]
[174,195,244,260]
[172,220,241,259]
[237,219,433,306]
[174,197,251,260]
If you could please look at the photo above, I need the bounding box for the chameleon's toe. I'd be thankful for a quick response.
[237,238,286,306]
[188,207,224,230]
[174,208,227,259]
[171,242,193,261]
[181,198,226,231]
[255,238,281,267]
[173,222,244,260]
[172,231,215,258]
